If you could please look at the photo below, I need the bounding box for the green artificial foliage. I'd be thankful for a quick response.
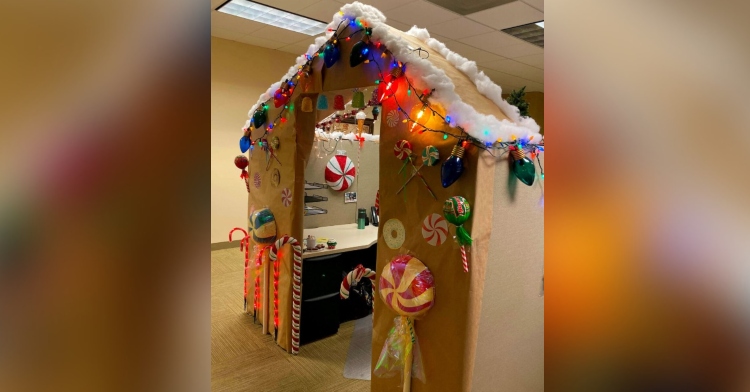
[507,86,530,117]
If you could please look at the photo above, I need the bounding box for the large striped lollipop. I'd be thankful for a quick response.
[379,254,435,318]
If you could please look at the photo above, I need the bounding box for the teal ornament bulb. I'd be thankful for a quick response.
[440,143,465,188]
[511,148,535,186]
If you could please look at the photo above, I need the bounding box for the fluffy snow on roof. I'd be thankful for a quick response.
[246,2,541,144]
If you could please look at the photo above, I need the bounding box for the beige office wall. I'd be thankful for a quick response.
[470,155,545,391]
[211,37,298,243]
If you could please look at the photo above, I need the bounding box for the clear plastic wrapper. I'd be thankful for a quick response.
[374,316,426,384]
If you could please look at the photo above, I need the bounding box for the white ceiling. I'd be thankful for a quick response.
[211,0,543,92]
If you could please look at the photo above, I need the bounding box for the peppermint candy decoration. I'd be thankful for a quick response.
[386,110,399,127]
[421,213,448,246]
[393,139,412,160]
[422,145,439,166]
[325,154,356,191]
[253,172,262,189]
[281,188,292,207]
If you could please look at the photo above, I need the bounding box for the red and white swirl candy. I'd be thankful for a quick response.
[393,139,412,160]
[268,235,304,355]
[281,188,292,207]
[421,213,448,246]
[325,154,356,191]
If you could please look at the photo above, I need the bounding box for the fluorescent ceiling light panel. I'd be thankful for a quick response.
[536,21,544,28]
[216,0,328,36]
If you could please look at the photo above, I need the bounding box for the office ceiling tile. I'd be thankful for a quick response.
[466,1,543,30]
[425,17,493,39]
[521,0,543,12]
[385,0,460,27]
[485,59,543,82]
[490,42,543,58]
[514,53,543,68]
[298,0,345,23]
[458,30,521,50]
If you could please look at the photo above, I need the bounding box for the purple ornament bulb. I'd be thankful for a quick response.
[441,143,465,188]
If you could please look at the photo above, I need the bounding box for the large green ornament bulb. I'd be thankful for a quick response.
[511,147,535,186]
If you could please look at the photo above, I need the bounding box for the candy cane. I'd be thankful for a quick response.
[228,228,250,311]
[268,235,303,355]
[340,264,376,309]
[253,246,266,322]
[240,170,250,193]
[461,246,469,273]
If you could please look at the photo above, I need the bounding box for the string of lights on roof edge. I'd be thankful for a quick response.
[242,12,543,162]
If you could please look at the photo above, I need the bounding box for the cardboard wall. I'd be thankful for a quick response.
[470,154,545,391]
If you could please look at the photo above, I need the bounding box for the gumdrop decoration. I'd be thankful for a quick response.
[323,42,340,68]
[333,95,345,110]
[317,95,329,110]
[352,90,365,108]
[301,97,313,112]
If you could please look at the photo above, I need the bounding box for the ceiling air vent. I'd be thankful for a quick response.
[501,21,544,48]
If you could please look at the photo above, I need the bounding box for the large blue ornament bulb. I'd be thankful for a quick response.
[441,143,465,188]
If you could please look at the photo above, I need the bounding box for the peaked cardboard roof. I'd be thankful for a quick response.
[245,2,542,144]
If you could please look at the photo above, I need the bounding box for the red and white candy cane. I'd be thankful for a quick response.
[268,235,303,355]
[461,246,469,273]
[340,264,376,309]
[253,246,267,322]
[229,228,251,312]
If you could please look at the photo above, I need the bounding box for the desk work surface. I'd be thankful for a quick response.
[302,224,378,259]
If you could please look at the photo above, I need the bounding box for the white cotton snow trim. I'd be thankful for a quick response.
[315,129,380,143]
[246,2,541,143]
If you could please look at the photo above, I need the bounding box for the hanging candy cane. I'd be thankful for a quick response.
[268,235,303,355]
[229,228,251,311]
[340,264,376,310]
